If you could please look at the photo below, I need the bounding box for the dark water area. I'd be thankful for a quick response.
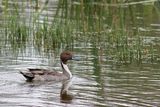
[0,0,160,107]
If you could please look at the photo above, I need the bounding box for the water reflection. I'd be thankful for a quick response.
[60,78,73,103]
[0,51,160,107]
[22,78,74,104]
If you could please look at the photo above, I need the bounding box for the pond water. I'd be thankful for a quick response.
[0,0,160,107]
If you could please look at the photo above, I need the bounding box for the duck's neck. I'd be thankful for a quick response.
[61,61,72,79]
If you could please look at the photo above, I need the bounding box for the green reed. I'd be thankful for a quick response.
[3,1,29,54]
[2,0,160,63]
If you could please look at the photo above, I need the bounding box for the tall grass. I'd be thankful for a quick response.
[1,0,160,63]
[3,1,29,54]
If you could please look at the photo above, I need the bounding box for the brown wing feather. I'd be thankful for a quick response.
[28,68,61,76]
[21,68,65,81]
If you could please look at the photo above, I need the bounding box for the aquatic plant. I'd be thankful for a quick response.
[1,0,160,63]
[2,0,29,54]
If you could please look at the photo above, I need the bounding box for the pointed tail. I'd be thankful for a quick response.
[20,70,34,81]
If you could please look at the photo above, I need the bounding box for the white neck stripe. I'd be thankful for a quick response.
[61,62,72,79]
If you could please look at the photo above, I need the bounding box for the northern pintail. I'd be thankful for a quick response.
[20,51,78,81]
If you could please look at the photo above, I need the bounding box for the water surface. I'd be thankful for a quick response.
[0,45,160,107]
[0,0,160,107]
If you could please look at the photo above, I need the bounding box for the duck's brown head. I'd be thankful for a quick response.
[60,51,73,64]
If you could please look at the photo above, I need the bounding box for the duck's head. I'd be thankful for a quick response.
[60,51,72,64]
[60,51,79,64]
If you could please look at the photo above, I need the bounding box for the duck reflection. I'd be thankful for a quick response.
[20,77,74,104]
[60,78,74,103]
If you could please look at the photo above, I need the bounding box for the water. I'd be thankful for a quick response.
[0,45,160,107]
[0,0,160,107]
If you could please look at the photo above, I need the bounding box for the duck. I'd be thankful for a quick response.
[20,51,79,82]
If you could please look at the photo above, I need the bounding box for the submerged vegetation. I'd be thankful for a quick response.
[0,0,160,64]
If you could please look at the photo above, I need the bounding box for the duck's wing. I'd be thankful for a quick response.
[28,68,63,76]
[20,68,59,81]
[28,68,51,74]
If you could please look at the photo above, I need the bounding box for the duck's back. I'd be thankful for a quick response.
[20,68,68,81]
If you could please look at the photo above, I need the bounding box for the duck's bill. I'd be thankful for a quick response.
[72,56,80,61]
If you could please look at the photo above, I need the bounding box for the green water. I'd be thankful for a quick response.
[0,0,160,107]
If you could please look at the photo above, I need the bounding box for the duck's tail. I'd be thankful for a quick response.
[20,70,34,81]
